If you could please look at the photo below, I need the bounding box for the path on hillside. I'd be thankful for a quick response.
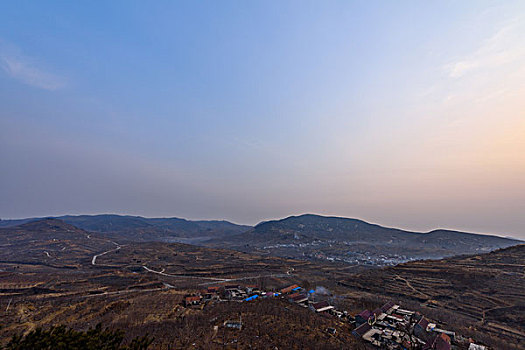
[142,266,228,281]
[91,242,122,266]
[142,265,294,285]
[394,275,430,298]
[197,273,294,286]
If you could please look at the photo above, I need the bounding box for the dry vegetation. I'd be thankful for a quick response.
[1,220,523,349]
[338,245,525,349]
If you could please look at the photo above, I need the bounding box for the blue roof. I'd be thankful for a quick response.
[308,289,315,294]
[292,287,301,291]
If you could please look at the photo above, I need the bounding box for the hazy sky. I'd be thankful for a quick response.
[1,1,524,238]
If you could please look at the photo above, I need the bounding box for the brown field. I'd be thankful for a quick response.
[1,219,523,349]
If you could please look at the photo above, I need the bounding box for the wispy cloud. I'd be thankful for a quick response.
[445,20,525,79]
[0,41,66,90]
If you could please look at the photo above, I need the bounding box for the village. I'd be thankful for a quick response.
[260,240,417,266]
[181,283,490,350]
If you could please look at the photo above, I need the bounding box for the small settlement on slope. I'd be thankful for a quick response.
[180,284,489,350]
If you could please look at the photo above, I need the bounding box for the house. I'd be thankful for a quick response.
[207,286,220,293]
[352,322,372,338]
[380,301,396,314]
[183,295,202,307]
[381,329,405,343]
[202,292,219,301]
[362,328,383,347]
[280,284,300,294]
[355,309,372,325]
[290,294,309,304]
[432,327,455,341]
[224,285,240,291]
[414,316,429,337]
[329,309,344,318]
[225,288,247,300]
[371,308,388,321]
[396,308,415,316]
[245,285,258,293]
[312,301,334,313]
[423,333,451,350]
[386,314,405,323]
[288,292,300,299]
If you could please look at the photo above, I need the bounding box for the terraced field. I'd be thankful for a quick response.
[339,245,525,347]
[1,219,523,349]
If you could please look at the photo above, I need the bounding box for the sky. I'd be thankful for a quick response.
[1,1,524,239]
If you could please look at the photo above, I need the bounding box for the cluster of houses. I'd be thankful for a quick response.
[352,301,487,350]
[181,284,488,350]
[182,284,269,307]
[182,282,355,330]
[182,283,341,313]
[281,284,349,318]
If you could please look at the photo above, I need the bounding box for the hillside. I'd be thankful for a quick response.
[1,219,523,348]
[3,213,520,267]
[338,244,525,347]
[0,218,358,348]
[205,214,521,265]
[0,218,117,268]
[0,214,251,243]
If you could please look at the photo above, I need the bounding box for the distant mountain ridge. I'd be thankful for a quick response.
[205,214,522,265]
[252,214,516,242]
[1,213,521,265]
[1,216,522,348]
[0,218,116,267]
[0,214,251,243]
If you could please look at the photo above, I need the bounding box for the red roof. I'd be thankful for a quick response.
[358,310,372,319]
[352,323,372,337]
[418,317,429,329]
[424,333,451,350]
[185,296,201,302]
[280,284,299,293]
[381,301,395,313]
[372,308,383,316]
[312,301,331,310]
[291,294,308,302]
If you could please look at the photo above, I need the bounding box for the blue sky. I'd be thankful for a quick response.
[1,1,524,238]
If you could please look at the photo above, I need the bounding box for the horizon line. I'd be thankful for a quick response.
[2,211,522,241]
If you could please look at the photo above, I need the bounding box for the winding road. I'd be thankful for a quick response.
[141,265,294,286]
[91,242,122,266]
[142,266,228,281]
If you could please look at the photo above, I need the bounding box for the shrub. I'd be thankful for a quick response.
[3,324,153,350]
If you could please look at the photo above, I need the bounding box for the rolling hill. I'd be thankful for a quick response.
[0,218,118,268]
[1,213,520,266]
[0,214,251,243]
[1,218,523,349]
[205,214,521,265]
